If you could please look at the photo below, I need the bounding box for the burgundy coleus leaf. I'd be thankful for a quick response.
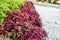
[30,8,39,17]
[20,6,28,12]
[28,36,40,40]
[35,22,42,27]
[12,11,20,16]
[24,2,34,9]
[0,28,5,35]
[23,12,30,20]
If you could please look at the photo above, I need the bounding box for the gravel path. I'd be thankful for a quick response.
[34,4,60,40]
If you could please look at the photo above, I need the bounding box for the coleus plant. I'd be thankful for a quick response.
[0,0,47,40]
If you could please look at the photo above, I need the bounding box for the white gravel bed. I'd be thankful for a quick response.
[42,18,60,40]
[34,4,60,40]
